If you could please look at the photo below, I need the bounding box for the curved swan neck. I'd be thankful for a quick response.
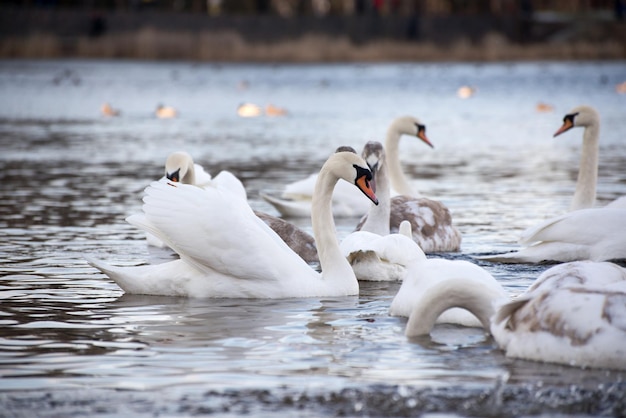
[360,157,391,235]
[312,163,358,286]
[182,163,196,185]
[405,278,499,337]
[571,123,599,211]
[385,125,419,197]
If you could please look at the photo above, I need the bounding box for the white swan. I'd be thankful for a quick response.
[86,150,378,298]
[355,120,461,252]
[403,260,626,370]
[152,152,319,264]
[390,257,507,328]
[340,142,427,281]
[481,106,626,263]
[260,116,434,218]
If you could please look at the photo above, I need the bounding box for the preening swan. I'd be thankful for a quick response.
[403,260,626,371]
[87,150,378,298]
[390,257,507,328]
[340,142,428,281]
[481,106,626,263]
[260,116,434,218]
[152,152,319,264]
[355,119,461,252]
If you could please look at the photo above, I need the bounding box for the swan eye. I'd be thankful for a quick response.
[167,168,181,182]
[353,164,372,182]
[564,112,579,124]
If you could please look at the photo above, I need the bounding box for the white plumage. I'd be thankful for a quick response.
[87,150,378,299]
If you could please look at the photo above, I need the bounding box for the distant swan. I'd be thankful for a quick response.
[481,106,626,263]
[152,151,319,264]
[340,142,427,281]
[403,260,626,370]
[86,150,378,298]
[155,104,177,119]
[355,122,461,252]
[260,116,434,218]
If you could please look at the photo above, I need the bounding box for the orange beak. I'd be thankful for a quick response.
[553,119,574,137]
[418,129,434,149]
[356,175,379,205]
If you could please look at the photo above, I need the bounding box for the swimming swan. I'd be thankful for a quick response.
[340,142,427,281]
[153,151,319,264]
[260,116,434,218]
[391,257,507,328]
[355,134,461,252]
[404,261,626,370]
[86,150,378,298]
[481,106,626,263]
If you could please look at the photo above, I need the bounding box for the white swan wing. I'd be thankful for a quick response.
[212,170,248,200]
[133,180,312,282]
[492,261,626,370]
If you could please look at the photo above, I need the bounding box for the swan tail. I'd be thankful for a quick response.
[260,192,311,218]
[405,277,502,337]
[398,220,412,238]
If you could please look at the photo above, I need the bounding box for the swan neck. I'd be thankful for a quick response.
[405,278,498,337]
[183,163,196,185]
[360,159,391,235]
[571,124,599,210]
[312,166,358,286]
[385,127,418,197]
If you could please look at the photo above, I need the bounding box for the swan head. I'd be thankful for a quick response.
[165,151,195,184]
[331,149,379,206]
[361,141,385,192]
[391,116,433,148]
[554,105,599,137]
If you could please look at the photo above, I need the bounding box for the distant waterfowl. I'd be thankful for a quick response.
[101,102,120,117]
[237,103,262,117]
[355,120,461,252]
[155,104,177,119]
[457,86,476,99]
[616,81,626,94]
[535,102,554,112]
[87,150,377,298]
[481,106,626,263]
[152,151,319,264]
[265,104,288,117]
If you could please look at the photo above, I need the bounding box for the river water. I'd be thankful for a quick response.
[0,59,625,416]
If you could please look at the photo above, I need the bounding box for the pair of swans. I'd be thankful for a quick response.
[87,149,378,298]
[405,260,626,371]
[482,105,626,264]
[149,151,319,264]
[262,116,461,252]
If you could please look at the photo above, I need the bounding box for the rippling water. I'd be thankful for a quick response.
[1,59,625,416]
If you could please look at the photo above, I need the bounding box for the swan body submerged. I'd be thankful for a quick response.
[404,260,626,371]
[482,106,626,264]
[391,257,507,327]
[87,150,378,298]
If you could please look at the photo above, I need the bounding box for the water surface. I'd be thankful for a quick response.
[0,59,625,416]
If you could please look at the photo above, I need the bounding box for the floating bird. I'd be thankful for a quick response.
[457,86,476,99]
[404,260,626,371]
[101,102,120,117]
[87,149,377,298]
[155,104,177,119]
[481,106,626,263]
[237,103,262,118]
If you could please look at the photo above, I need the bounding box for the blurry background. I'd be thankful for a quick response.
[1,0,624,61]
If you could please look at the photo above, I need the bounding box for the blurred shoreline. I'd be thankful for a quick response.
[1,8,624,62]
